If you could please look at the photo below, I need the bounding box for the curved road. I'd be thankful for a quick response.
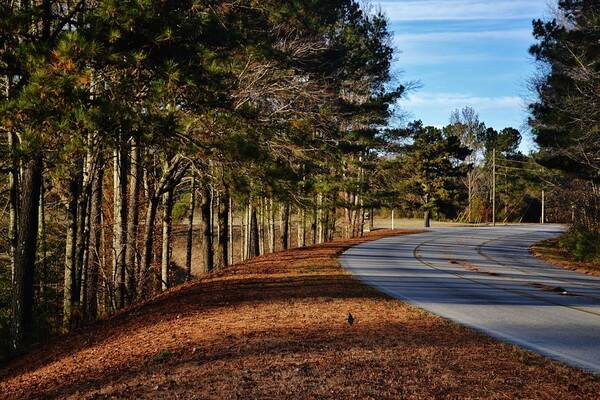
[340,225,600,373]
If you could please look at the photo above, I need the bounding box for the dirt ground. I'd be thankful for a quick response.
[531,238,600,278]
[2,230,600,400]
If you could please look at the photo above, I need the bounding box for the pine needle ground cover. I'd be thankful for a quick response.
[1,230,599,399]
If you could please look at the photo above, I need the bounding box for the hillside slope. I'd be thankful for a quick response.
[1,230,599,399]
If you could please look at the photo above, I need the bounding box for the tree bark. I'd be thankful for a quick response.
[200,184,214,273]
[218,187,229,268]
[424,210,431,228]
[249,202,259,258]
[86,165,103,321]
[268,198,275,253]
[258,198,265,255]
[141,195,159,296]
[239,204,245,262]
[243,204,249,260]
[311,201,318,245]
[228,196,233,265]
[125,138,141,301]
[8,131,19,281]
[74,163,90,320]
[161,188,174,291]
[113,143,128,308]
[316,194,324,244]
[37,178,46,301]
[63,173,80,332]
[11,155,43,354]
[185,176,196,280]
[280,202,290,250]
[298,208,306,247]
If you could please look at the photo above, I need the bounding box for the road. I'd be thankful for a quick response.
[340,225,600,374]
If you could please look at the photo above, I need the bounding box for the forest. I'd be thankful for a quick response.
[0,0,596,363]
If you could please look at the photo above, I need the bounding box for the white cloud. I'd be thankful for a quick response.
[396,51,523,65]
[394,28,532,43]
[400,92,524,110]
[377,0,548,21]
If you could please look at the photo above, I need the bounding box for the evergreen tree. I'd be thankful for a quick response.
[400,121,470,227]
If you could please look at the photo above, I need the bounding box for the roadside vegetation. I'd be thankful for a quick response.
[532,237,600,278]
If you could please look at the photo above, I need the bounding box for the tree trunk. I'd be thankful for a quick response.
[113,143,128,308]
[268,198,275,253]
[8,131,19,281]
[298,208,306,247]
[311,201,318,245]
[185,176,196,280]
[125,138,141,301]
[343,193,349,239]
[161,188,174,291]
[244,204,250,259]
[360,206,366,237]
[280,202,290,250]
[249,203,259,258]
[74,164,90,320]
[37,178,46,301]
[330,204,337,241]
[467,172,473,223]
[259,198,265,255]
[86,165,104,321]
[63,173,80,332]
[239,204,245,262]
[200,185,214,273]
[218,187,229,268]
[424,210,431,228]
[323,206,330,242]
[79,190,92,320]
[141,195,160,297]
[316,194,324,244]
[11,155,43,354]
[228,196,233,265]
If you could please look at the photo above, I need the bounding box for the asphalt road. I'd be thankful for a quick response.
[340,225,600,374]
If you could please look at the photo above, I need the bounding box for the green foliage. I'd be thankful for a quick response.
[399,121,471,214]
[173,193,192,223]
[529,0,600,181]
[560,226,600,262]
[482,127,521,158]
[152,349,172,363]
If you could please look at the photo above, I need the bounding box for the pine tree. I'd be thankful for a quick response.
[400,121,471,227]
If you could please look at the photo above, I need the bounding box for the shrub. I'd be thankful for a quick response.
[559,226,600,262]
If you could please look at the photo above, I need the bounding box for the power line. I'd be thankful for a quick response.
[496,164,550,174]
[496,158,536,165]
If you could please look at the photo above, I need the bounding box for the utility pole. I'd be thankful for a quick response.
[391,208,395,230]
[541,189,545,224]
[492,148,496,227]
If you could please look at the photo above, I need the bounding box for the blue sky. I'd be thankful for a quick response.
[375,0,553,151]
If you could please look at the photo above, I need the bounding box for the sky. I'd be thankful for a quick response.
[375,0,553,151]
